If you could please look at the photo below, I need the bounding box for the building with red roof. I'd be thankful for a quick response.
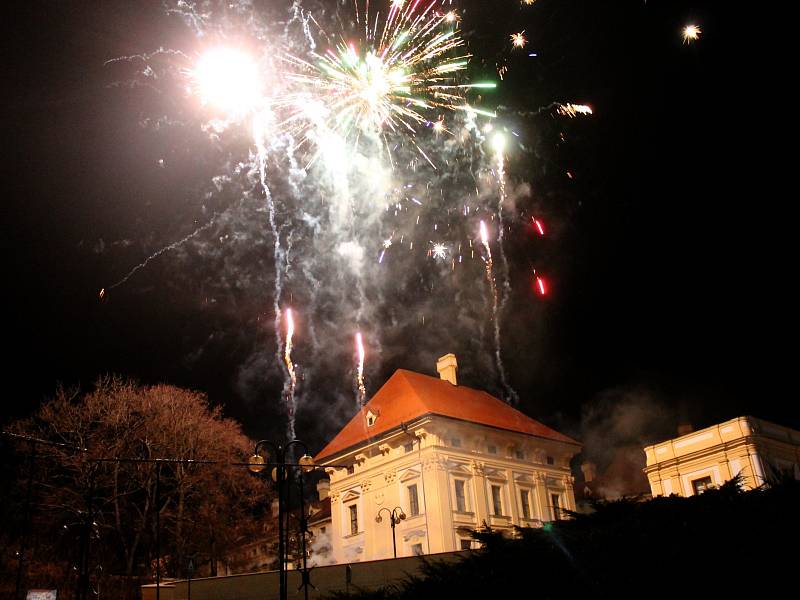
[314,354,581,563]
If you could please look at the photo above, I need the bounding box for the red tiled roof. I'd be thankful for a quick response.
[315,369,579,462]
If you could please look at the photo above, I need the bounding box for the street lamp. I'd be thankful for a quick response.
[248,440,316,600]
[375,507,406,558]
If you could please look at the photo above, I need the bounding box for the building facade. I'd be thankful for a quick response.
[643,415,800,497]
[313,354,581,563]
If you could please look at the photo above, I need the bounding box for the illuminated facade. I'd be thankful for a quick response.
[644,416,800,496]
[313,354,581,562]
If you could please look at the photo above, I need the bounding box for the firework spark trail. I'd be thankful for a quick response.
[355,331,367,407]
[491,137,519,403]
[284,308,297,439]
[102,219,216,294]
[254,120,295,433]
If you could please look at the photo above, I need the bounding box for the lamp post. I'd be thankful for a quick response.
[375,507,406,558]
[248,440,316,600]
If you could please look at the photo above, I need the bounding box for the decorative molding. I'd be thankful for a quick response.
[354,453,368,465]
[402,529,427,542]
[423,457,446,472]
[374,491,385,505]
[513,472,535,483]
[378,443,392,456]
[484,467,508,481]
[470,460,485,477]
[341,489,360,503]
[360,479,372,492]
[384,470,397,484]
[446,460,472,474]
[399,468,421,482]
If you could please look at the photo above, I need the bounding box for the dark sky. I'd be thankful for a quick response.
[3,0,790,452]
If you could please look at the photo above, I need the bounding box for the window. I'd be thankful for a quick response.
[546,456,555,465]
[403,442,414,453]
[692,476,714,495]
[408,484,420,516]
[491,485,503,516]
[411,543,423,556]
[551,494,561,520]
[454,479,467,512]
[348,504,359,535]
[520,489,531,520]
[515,449,525,460]
[487,444,497,455]
[460,539,472,550]
[451,438,462,448]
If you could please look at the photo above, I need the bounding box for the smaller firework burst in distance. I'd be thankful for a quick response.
[522,0,536,5]
[511,31,528,49]
[431,242,448,260]
[682,24,701,43]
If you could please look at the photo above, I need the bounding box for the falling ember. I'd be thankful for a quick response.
[98,288,105,300]
[479,220,490,251]
[682,24,701,43]
[532,218,545,236]
[283,308,298,437]
[535,276,547,296]
[511,31,528,49]
[284,308,297,392]
[355,332,367,406]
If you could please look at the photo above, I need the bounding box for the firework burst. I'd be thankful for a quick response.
[277,0,490,162]
[682,24,701,43]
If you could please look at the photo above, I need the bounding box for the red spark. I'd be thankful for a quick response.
[535,276,547,296]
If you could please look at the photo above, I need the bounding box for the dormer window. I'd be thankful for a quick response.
[366,410,378,427]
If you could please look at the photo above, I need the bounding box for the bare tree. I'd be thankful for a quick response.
[7,376,272,587]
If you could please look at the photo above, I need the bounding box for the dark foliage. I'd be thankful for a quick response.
[330,478,799,599]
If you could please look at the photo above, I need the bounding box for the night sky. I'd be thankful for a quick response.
[3,0,790,455]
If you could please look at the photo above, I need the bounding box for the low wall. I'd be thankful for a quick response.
[143,551,466,600]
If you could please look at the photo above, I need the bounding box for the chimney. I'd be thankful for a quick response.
[317,479,330,501]
[436,353,458,385]
[677,423,693,436]
[580,461,597,483]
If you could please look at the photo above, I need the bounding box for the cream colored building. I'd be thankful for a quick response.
[313,354,581,563]
[644,416,800,497]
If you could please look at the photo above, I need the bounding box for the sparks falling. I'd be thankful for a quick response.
[532,217,545,236]
[556,103,593,117]
[355,332,367,407]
